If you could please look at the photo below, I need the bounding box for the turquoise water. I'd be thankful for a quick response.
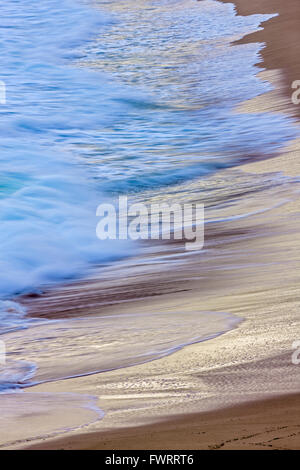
[0,0,296,314]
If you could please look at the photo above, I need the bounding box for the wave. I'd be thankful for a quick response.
[0,0,297,306]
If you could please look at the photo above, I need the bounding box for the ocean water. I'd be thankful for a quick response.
[0,0,298,398]
[0,0,296,301]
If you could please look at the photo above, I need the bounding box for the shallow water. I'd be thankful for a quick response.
[0,392,104,448]
[1,310,238,388]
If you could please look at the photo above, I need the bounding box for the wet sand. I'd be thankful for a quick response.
[221,0,300,118]
[20,170,300,450]
[28,393,300,450]
[9,0,300,450]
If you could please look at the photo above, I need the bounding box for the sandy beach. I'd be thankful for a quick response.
[1,0,300,450]
[27,393,300,450]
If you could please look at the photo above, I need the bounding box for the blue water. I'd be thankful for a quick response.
[0,0,296,311]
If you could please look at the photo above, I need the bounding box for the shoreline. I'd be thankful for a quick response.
[221,0,300,118]
[27,391,300,450]
[3,0,300,450]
